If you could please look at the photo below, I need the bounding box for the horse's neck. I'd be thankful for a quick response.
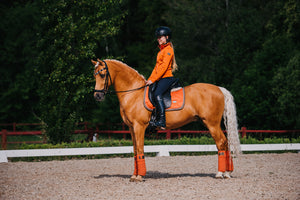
[108,60,145,94]
[108,61,145,107]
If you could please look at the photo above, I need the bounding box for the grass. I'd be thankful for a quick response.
[2,135,300,150]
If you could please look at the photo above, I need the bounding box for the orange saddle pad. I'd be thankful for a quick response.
[144,86,185,112]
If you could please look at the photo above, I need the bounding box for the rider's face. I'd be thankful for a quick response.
[157,36,168,45]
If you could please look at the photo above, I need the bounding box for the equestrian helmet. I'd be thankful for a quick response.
[155,26,172,41]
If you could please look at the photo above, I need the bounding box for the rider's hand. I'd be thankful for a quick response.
[145,80,153,86]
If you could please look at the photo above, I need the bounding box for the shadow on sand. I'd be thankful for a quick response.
[93,171,215,179]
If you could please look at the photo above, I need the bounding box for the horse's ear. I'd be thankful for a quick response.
[91,59,97,65]
[97,58,104,65]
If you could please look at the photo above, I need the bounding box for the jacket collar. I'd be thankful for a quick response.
[158,42,171,50]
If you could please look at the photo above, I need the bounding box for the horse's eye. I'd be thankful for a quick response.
[100,73,105,78]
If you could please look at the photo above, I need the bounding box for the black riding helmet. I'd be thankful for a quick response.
[155,26,172,42]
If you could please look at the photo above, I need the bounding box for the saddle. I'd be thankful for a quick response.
[144,78,185,112]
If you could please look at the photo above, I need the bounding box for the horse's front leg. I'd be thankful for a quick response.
[129,126,138,182]
[129,122,147,182]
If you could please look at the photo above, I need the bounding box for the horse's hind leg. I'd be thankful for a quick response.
[208,125,228,151]
[206,123,232,179]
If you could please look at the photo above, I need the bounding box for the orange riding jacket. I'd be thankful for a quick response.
[147,43,174,83]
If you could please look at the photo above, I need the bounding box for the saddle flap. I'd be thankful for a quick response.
[148,78,180,108]
[144,85,185,112]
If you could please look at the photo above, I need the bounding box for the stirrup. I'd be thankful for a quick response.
[153,120,166,129]
[148,120,156,127]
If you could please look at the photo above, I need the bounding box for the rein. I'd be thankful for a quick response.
[108,85,147,94]
[95,85,147,94]
[94,60,147,95]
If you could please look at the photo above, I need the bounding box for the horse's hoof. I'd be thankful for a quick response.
[223,172,231,179]
[129,175,145,182]
[134,175,145,182]
[130,175,137,182]
[215,171,224,179]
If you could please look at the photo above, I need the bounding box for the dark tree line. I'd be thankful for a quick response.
[0,0,299,143]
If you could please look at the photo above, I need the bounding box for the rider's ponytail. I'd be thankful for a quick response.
[170,42,178,72]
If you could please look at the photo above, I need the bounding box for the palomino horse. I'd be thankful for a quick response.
[92,59,241,182]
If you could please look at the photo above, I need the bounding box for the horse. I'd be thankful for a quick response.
[92,59,241,182]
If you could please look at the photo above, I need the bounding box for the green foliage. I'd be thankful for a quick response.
[164,0,300,130]
[1,0,299,137]
[17,136,300,150]
[272,51,300,128]
[0,2,41,122]
[90,95,123,124]
[235,35,296,129]
[36,0,127,143]
[121,0,167,75]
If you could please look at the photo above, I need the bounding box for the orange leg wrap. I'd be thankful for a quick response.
[218,151,226,172]
[226,151,234,172]
[136,154,146,176]
[133,156,138,176]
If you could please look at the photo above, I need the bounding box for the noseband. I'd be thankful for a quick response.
[94,60,112,94]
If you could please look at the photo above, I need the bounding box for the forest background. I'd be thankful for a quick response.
[0,0,299,143]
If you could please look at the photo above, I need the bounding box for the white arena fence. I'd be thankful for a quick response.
[0,143,300,163]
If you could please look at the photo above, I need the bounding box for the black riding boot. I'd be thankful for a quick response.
[154,95,166,129]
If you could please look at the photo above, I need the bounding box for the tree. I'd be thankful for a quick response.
[272,52,300,129]
[1,0,299,133]
[232,0,299,129]
[121,0,167,75]
[235,35,295,129]
[0,2,41,123]
[163,0,300,130]
[163,0,228,85]
[36,0,127,143]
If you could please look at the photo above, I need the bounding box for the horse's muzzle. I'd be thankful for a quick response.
[94,92,105,102]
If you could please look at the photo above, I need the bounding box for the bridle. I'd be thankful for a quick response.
[94,60,112,94]
[94,60,147,95]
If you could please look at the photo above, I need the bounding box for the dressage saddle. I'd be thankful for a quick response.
[148,78,181,109]
[146,78,182,132]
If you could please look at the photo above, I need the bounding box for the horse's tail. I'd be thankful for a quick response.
[219,87,242,156]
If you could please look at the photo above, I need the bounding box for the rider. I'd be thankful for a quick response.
[145,26,178,129]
